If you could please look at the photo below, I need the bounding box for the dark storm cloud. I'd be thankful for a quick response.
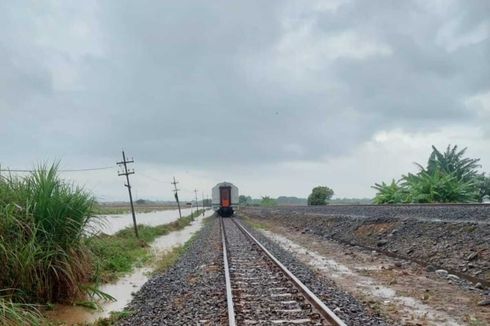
[1,0,489,170]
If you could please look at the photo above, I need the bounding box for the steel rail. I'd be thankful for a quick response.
[220,217,236,326]
[231,218,347,326]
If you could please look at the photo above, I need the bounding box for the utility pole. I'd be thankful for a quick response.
[172,176,182,219]
[201,192,205,216]
[194,189,199,214]
[117,150,139,238]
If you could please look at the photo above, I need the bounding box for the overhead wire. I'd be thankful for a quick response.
[0,166,116,173]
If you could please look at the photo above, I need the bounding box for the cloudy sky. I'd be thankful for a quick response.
[1,0,489,201]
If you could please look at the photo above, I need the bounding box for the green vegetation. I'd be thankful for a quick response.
[0,297,43,326]
[91,216,208,326]
[373,145,489,204]
[276,196,307,205]
[242,216,268,230]
[87,209,203,282]
[307,186,334,205]
[92,309,134,326]
[0,165,96,305]
[152,228,199,275]
[239,195,253,205]
[372,180,409,204]
[0,165,204,325]
[0,165,96,325]
[240,194,372,206]
[260,196,277,207]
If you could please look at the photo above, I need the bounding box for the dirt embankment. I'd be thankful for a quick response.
[242,206,490,285]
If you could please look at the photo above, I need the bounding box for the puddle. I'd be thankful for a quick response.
[47,210,214,325]
[90,207,196,235]
[261,229,461,326]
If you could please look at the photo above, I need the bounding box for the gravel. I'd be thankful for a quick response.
[243,206,490,285]
[117,218,227,325]
[117,215,395,325]
[256,204,490,222]
[224,218,324,324]
[237,217,390,326]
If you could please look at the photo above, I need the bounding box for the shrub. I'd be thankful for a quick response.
[372,180,410,204]
[372,145,484,204]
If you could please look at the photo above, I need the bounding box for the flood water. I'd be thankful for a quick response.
[91,207,195,235]
[47,209,214,325]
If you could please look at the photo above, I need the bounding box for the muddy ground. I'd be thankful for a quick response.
[241,206,490,325]
[242,206,490,284]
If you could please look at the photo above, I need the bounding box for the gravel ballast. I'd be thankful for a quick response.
[118,215,392,325]
[118,218,227,325]
[238,217,390,326]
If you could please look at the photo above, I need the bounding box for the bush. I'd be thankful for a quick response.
[371,180,409,204]
[372,145,483,204]
[260,196,277,207]
[403,169,479,203]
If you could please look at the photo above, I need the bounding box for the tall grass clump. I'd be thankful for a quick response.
[0,164,96,305]
[0,297,42,326]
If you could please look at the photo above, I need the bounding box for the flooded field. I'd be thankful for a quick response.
[47,210,214,325]
[91,207,195,235]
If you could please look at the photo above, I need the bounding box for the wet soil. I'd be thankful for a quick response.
[246,217,490,325]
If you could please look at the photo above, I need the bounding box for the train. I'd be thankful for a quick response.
[212,182,239,217]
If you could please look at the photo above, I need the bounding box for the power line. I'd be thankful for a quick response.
[0,166,115,173]
[137,172,171,184]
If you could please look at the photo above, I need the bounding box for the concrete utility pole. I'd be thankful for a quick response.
[172,176,182,219]
[194,189,199,214]
[117,150,139,238]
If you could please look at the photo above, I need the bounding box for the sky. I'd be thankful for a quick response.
[1,0,489,202]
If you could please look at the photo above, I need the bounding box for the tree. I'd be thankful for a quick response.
[307,186,334,205]
[478,174,490,202]
[239,195,252,206]
[260,196,277,207]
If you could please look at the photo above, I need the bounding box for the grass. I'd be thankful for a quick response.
[152,227,200,274]
[0,164,96,306]
[241,215,268,230]
[87,209,204,282]
[0,297,43,326]
[91,309,134,326]
[88,243,192,326]
[0,165,205,325]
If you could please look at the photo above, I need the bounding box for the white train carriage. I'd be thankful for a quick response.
[212,182,239,217]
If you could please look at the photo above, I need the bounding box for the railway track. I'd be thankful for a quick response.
[221,217,346,326]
